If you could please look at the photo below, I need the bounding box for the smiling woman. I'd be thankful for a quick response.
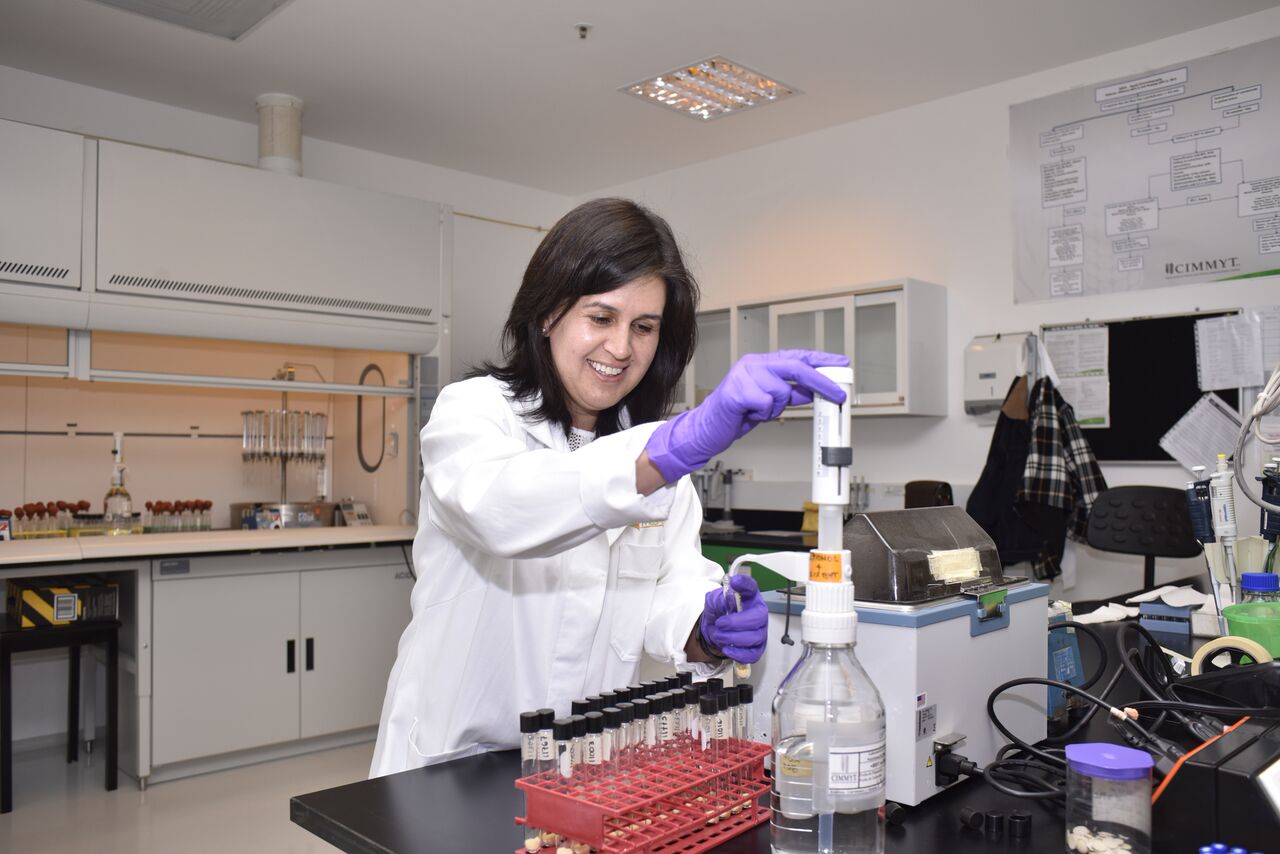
[369,197,844,778]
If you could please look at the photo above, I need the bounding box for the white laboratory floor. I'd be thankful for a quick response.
[0,740,373,853]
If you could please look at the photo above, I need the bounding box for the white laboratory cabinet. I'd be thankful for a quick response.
[150,546,412,770]
[0,119,90,328]
[675,279,946,416]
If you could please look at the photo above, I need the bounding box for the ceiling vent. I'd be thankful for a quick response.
[91,0,295,40]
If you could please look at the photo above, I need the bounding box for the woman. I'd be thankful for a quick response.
[370,198,846,775]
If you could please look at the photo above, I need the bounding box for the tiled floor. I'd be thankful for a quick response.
[1,741,373,853]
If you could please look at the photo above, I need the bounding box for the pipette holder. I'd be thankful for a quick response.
[515,739,770,853]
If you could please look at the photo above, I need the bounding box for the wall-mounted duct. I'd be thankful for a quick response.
[256,93,304,176]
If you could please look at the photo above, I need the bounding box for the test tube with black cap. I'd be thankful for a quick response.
[583,711,605,771]
[571,698,590,716]
[569,714,587,767]
[602,707,622,773]
[614,701,635,768]
[677,671,693,687]
[518,712,544,853]
[737,685,754,741]
[631,698,653,762]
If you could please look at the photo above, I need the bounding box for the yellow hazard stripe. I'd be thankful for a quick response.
[24,590,57,624]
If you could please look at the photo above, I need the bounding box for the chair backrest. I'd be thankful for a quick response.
[904,480,954,509]
[1086,486,1202,558]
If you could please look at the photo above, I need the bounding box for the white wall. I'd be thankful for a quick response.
[586,8,1280,600]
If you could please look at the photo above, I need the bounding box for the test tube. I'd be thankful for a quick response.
[569,714,587,769]
[631,698,653,767]
[725,686,741,740]
[553,717,575,778]
[699,694,721,815]
[583,711,605,773]
[670,688,689,749]
[614,701,634,770]
[519,712,543,853]
[602,707,621,775]
[736,684,753,741]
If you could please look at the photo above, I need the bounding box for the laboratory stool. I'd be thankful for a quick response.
[0,616,119,813]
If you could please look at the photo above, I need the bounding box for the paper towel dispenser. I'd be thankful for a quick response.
[964,333,1032,415]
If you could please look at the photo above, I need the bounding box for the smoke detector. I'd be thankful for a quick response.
[91,0,296,40]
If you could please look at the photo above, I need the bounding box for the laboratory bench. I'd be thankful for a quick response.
[0,525,415,794]
[292,620,1273,853]
[290,748,1066,854]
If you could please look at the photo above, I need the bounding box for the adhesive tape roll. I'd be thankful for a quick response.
[1189,635,1274,675]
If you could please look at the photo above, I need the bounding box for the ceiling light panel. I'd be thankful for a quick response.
[91,0,295,40]
[622,56,798,120]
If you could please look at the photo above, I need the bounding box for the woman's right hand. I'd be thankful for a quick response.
[644,350,849,483]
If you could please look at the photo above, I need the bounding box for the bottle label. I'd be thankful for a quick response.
[828,741,885,793]
[585,735,601,765]
[520,733,536,762]
[809,552,843,583]
[778,754,814,777]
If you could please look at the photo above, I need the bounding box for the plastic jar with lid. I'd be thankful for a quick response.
[1240,572,1280,604]
[1065,743,1153,854]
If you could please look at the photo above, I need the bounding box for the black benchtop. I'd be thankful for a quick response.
[699,530,816,551]
[291,748,1069,854]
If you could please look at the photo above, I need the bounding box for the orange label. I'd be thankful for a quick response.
[809,552,843,583]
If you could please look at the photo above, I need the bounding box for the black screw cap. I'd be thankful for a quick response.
[1009,810,1031,839]
[959,807,984,829]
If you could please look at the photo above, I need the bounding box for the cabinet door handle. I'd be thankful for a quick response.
[286,639,296,674]
[305,637,314,671]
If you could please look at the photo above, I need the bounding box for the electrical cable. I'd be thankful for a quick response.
[1050,620,1108,691]
[1233,361,1280,514]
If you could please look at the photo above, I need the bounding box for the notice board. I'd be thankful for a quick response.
[1042,311,1239,462]
[1010,36,1280,303]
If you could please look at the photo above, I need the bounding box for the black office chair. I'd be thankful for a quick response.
[1085,486,1202,591]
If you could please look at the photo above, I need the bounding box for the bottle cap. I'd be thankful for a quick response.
[553,718,573,740]
[520,711,540,734]
[615,701,634,723]
[537,708,555,729]
[738,684,753,704]
[586,695,604,712]
[670,689,686,709]
[677,672,693,687]
[599,690,620,707]
[700,695,718,716]
[665,675,681,691]
[1242,572,1279,592]
[725,685,740,706]
[706,678,724,692]
[571,699,589,716]
[627,684,645,700]
[603,707,622,728]
[584,711,604,734]
[631,698,650,719]
[717,691,729,712]
[1065,743,1153,780]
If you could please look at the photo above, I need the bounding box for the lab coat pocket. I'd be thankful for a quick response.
[609,542,663,662]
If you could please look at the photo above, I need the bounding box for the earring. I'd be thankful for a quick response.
[541,324,549,335]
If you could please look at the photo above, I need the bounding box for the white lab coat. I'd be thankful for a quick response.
[369,375,722,776]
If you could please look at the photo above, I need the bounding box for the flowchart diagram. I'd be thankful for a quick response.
[1010,36,1280,302]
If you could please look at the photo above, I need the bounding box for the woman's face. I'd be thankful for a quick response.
[546,274,666,431]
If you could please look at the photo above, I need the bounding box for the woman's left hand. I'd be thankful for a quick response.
[699,574,768,663]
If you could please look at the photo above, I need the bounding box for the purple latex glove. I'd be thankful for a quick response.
[646,350,849,483]
[700,574,768,663]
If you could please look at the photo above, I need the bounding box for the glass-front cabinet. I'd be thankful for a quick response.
[679,278,945,417]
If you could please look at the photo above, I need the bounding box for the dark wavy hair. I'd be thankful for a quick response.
[475,198,699,438]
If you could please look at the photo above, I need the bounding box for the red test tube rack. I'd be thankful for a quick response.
[515,738,771,853]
